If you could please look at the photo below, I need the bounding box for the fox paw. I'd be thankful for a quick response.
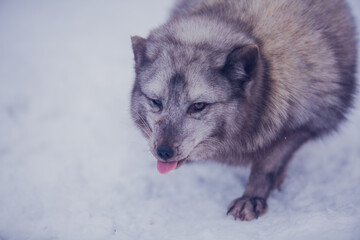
[227,196,267,221]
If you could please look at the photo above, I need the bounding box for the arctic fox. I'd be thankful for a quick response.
[130,0,357,221]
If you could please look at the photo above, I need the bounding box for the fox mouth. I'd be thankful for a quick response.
[156,158,187,174]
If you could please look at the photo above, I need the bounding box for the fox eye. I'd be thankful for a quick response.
[188,102,208,114]
[150,98,163,110]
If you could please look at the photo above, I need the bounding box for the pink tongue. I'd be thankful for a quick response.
[157,160,177,174]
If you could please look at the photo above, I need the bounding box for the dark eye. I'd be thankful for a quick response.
[188,102,207,114]
[150,99,163,109]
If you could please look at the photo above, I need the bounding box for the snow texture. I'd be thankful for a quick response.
[0,1,359,239]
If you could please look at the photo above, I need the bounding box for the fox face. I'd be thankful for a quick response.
[130,35,261,173]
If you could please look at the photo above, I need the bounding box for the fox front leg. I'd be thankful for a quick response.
[227,131,311,221]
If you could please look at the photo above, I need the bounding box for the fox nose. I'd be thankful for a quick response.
[156,145,174,160]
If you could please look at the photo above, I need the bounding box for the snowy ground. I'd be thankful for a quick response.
[0,1,359,239]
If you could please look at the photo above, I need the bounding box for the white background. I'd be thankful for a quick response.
[0,1,359,239]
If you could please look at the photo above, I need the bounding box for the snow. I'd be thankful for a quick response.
[0,0,359,239]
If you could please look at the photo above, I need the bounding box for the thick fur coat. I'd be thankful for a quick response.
[130,0,357,220]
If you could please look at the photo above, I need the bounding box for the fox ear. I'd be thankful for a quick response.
[222,44,260,88]
[131,36,148,70]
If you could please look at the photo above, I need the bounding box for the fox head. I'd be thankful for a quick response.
[130,18,264,173]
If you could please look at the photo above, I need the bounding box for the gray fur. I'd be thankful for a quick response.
[130,0,357,221]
